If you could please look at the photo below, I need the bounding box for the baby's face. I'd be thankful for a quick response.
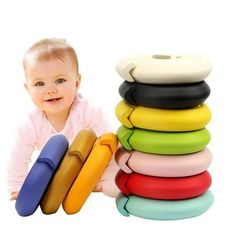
[24,58,80,116]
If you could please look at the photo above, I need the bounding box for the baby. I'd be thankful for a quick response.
[7,38,119,200]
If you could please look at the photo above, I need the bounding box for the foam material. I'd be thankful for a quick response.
[119,81,210,109]
[117,125,211,155]
[115,100,211,132]
[116,54,211,84]
[63,133,118,214]
[15,135,68,216]
[115,147,212,177]
[40,130,97,214]
[116,170,211,199]
[116,191,214,220]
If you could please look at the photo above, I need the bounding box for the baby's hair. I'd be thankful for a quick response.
[23,38,79,74]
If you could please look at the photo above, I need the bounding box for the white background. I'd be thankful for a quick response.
[0,0,234,235]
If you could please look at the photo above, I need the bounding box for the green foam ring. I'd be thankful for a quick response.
[116,125,211,155]
[116,190,214,220]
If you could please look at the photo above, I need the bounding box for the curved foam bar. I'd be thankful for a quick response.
[117,125,211,155]
[115,100,211,132]
[116,170,211,200]
[116,54,211,84]
[63,133,118,214]
[15,135,69,216]
[116,191,214,220]
[115,147,212,177]
[119,81,211,109]
[40,130,97,214]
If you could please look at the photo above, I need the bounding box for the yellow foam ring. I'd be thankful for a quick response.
[115,101,134,128]
[62,133,118,214]
[115,100,211,132]
[40,130,97,214]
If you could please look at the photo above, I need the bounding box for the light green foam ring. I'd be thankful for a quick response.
[116,125,211,155]
[116,190,214,220]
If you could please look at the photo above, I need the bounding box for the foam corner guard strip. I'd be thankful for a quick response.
[15,135,69,217]
[116,169,211,200]
[116,125,211,155]
[40,129,97,214]
[116,190,214,220]
[115,147,212,177]
[119,80,211,109]
[62,133,118,215]
[115,100,211,132]
[116,54,211,84]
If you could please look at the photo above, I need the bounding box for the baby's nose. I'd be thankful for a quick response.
[46,85,57,94]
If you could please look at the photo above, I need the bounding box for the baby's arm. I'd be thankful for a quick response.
[94,157,120,197]
[9,192,18,201]
[7,119,36,200]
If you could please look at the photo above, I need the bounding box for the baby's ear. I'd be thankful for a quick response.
[76,74,81,91]
[24,83,28,91]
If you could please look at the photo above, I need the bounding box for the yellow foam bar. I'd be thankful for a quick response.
[62,133,118,214]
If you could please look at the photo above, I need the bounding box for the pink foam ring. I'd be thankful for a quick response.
[115,147,212,177]
[115,147,133,173]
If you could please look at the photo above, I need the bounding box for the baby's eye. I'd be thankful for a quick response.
[56,79,66,84]
[35,81,44,86]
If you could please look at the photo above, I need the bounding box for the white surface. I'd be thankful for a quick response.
[115,54,212,83]
[0,0,234,235]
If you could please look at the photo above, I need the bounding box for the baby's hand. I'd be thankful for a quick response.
[9,192,18,201]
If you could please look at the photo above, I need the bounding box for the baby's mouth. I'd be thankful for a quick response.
[45,97,62,102]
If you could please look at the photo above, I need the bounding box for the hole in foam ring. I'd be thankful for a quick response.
[152,55,171,59]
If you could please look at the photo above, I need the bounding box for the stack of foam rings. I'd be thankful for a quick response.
[15,130,117,216]
[114,54,214,220]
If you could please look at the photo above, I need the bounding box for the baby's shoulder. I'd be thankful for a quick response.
[73,93,92,111]
[28,108,43,121]
[72,94,103,118]
[15,108,43,137]
[20,109,44,130]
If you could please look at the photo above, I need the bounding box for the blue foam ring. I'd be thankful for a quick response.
[116,191,214,220]
[15,134,69,216]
